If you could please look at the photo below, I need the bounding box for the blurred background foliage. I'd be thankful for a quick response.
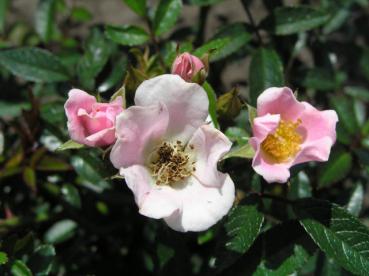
[0,0,369,275]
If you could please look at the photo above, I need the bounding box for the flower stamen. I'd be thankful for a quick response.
[149,141,195,186]
[261,119,302,163]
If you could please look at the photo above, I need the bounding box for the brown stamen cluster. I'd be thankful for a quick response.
[149,141,195,186]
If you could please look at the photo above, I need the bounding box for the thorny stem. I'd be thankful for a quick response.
[240,0,263,45]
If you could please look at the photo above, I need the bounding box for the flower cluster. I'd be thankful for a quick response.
[64,52,338,232]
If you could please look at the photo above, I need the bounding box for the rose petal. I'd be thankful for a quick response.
[164,175,235,232]
[110,103,169,168]
[135,74,209,143]
[252,113,281,142]
[85,127,116,147]
[257,87,305,121]
[188,125,232,188]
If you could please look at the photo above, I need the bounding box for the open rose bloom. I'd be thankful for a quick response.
[65,89,123,147]
[110,75,235,232]
[250,87,338,183]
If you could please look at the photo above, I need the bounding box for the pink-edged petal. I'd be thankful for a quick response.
[164,175,235,232]
[110,103,169,169]
[257,87,305,121]
[64,89,96,143]
[120,165,153,207]
[299,102,338,142]
[252,113,281,141]
[135,74,209,142]
[85,127,116,147]
[252,149,291,183]
[188,125,232,188]
[121,165,180,219]
[293,136,334,165]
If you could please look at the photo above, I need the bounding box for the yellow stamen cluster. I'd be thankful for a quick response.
[149,141,195,186]
[261,119,302,163]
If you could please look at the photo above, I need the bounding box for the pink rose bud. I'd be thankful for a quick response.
[64,89,123,147]
[171,52,206,82]
[249,87,338,183]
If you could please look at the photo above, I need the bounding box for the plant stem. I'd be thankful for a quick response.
[240,0,263,45]
[195,5,210,47]
[145,17,166,70]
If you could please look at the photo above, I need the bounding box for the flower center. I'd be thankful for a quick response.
[261,119,302,163]
[148,141,195,186]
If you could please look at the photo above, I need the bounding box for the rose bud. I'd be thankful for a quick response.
[171,52,207,83]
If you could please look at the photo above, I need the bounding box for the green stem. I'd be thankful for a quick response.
[240,0,263,45]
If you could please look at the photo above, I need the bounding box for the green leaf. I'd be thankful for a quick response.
[78,28,114,90]
[98,55,128,93]
[28,245,55,276]
[70,6,92,22]
[210,23,251,61]
[346,183,364,216]
[254,245,310,276]
[249,48,284,105]
[224,198,264,254]
[36,155,71,171]
[0,101,31,118]
[225,127,249,146]
[56,140,84,151]
[202,81,219,128]
[323,8,350,34]
[35,0,57,42]
[0,251,8,265]
[345,86,369,102]
[156,243,175,270]
[222,143,254,160]
[71,153,111,192]
[0,0,9,33]
[44,219,77,244]
[105,25,149,46]
[294,198,369,276]
[23,167,36,192]
[189,0,224,5]
[330,96,359,135]
[193,38,229,59]
[11,260,32,276]
[318,152,352,189]
[61,184,81,209]
[0,47,70,82]
[247,104,257,127]
[262,6,330,35]
[360,47,369,81]
[153,0,182,36]
[302,68,343,91]
[122,0,146,17]
[288,171,311,200]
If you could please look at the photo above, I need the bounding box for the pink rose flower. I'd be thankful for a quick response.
[171,52,205,82]
[64,89,123,147]
[110,74,235,232]
[249,87,338,183]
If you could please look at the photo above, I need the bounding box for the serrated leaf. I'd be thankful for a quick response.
[153,0,182,36]
[44,219,77,244]
[11,260,32,276]
[202,81,219,128]
[288,171,311,200]
[262,6,330,35]
[302,68,342,91]
[105,25,149,46]
[28,245,55,276]
[346,183,364,216]
[122,0,146,17]
[222,143,254,160]
[0,47,70,82]
[331,96,359,136]
[193,38,229,59]
[56,140,84,151]
[35,0,57,42]
[61,184,81,209]
[318,152,352,189]
[254,245,310,276]
[0,0,9,33]
[345,86,369,102]
[225,127,249,146]
[294,198,369,276]
[224,198,264,253]
[210,23,251,61]
[0,251,8,265]
[78,28,114,90]
[36,155,71,171]
[249,48,284,105]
